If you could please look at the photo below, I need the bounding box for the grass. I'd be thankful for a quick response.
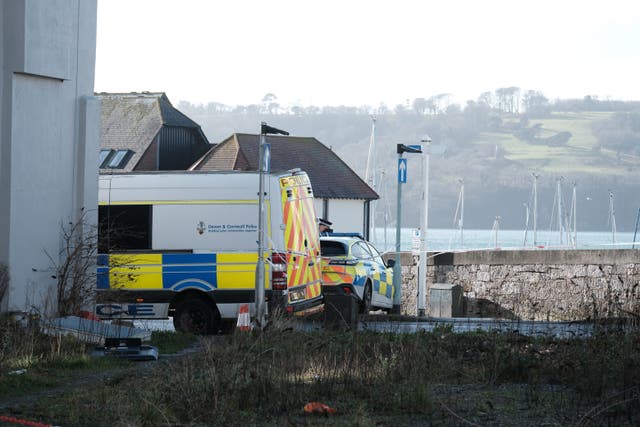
[10,327,640,426]
[149,330,197,354]
[471,111,640,175]
[2,312,639,425]
[0,316,196,402]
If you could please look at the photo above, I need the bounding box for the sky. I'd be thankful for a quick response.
[95,0,640,108]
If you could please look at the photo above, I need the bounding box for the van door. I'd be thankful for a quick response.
[279,172,323,311]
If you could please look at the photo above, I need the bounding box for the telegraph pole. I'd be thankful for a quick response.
[256,122,288,329]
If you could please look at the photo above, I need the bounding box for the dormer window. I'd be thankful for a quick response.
[100,149,133,169]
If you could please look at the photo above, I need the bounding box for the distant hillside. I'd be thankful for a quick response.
[178,95,640,231]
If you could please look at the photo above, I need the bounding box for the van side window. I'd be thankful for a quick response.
[98,205,152,252]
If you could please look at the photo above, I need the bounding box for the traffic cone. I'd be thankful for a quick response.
[236,304,251,331]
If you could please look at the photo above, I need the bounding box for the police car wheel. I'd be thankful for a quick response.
[360,283,372,314]
[173,297,218,335]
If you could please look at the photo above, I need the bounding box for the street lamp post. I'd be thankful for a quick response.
[256,122,288,329]
[417,135,431,317]
[392,143,422,315]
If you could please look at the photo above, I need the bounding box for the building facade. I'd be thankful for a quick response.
[0,0,99,313]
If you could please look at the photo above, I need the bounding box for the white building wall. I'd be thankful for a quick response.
[326,199,366,235]
[0,0,99,313]
[313,198,323,220]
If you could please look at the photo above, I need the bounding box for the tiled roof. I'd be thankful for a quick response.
[98,92,209,172]
[191,133,378,200]
[98,93,163,172]
[157,94,203,129]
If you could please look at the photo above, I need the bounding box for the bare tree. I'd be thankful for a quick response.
[495,87,520,113]
[0,264,8,309]
[46,209,98,316]
[412,98,427,115]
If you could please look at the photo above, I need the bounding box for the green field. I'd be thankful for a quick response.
[472,111,639,176]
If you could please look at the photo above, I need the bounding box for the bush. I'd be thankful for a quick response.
[0,263,7,308]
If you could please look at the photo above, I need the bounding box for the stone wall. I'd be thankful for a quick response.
[394,250,640,321]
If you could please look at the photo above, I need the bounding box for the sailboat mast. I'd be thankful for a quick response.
[608,190,617,244]
[365,117,377,242]
[492,216,501,248]
[381,170,388,251]
[532,173,539,247]
[451,179,465,249]
[557,178,563,245]
[572,182,577,248]
[460,180,464,247]
[523,203,530,247]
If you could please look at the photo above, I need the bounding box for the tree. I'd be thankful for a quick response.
[522,90,550,117]
[478,91,494,109]
[592,112,640,155]
[0,264,7,309]
[46,210,98,316]
[412,98,427,115]
[261,93,279,114]
[495,87,520,113]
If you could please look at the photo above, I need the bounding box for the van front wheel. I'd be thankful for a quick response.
[173,296,219,335]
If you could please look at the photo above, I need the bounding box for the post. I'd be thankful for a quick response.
[392,152,403,315]
[417,136,431,317]
[255,122,289,329]
[255,130,267,328]
[392,143,421,315]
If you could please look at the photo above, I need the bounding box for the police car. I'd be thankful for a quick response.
[320,234,395,313]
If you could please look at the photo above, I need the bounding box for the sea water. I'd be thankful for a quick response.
[371,228,640,253]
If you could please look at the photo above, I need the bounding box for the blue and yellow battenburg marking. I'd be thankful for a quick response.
[97,252,261,291]
[321,260,394,299]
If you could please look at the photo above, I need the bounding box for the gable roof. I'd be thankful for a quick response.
[191,133,378,200]
[97,92,209,172]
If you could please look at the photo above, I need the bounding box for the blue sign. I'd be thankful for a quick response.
[407,144,422,152]
[398,158,407,183]
[262,143,271,173]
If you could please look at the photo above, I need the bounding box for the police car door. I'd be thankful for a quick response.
[365,241,392,306]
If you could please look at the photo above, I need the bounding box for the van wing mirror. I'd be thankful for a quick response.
[386,259,395,268]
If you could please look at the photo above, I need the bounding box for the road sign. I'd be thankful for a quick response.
[262,143,271,173]
[398,158,407,183]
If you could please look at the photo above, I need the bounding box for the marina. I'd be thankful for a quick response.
[373,227,640,253]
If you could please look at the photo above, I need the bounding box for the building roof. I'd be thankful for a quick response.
[97,92,209,172]
[191,133,378,200]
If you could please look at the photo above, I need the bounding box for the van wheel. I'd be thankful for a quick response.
[359,283,372,314]
[173,296,219,335]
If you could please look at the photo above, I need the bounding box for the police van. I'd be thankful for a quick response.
[96,169,323,334]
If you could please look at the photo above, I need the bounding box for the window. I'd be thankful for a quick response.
[98,149,113,167]
[99,149,132,169]
[351,242,372,260]
[107,150,131,168]
[98,204,152,252]
[320,240,347,256]
[365,242,384,264]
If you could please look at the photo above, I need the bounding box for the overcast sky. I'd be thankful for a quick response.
[95,0,640,108]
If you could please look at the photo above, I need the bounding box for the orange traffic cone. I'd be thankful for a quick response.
[236,304,252,331]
